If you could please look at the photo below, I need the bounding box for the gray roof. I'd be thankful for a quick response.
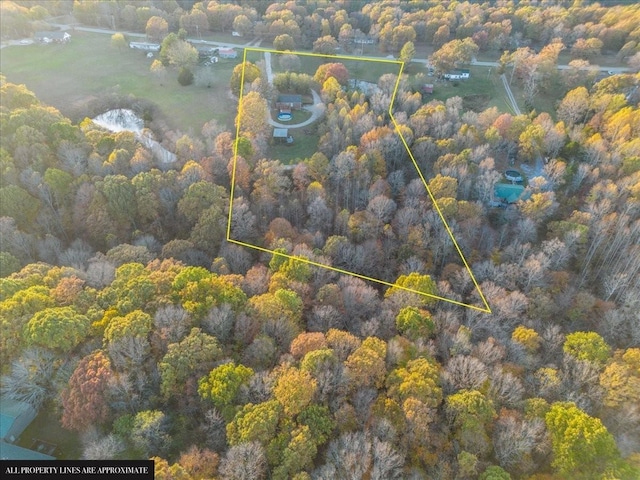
[273,128,289,138]
[277,94,302,103]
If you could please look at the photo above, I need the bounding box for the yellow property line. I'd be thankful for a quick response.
[228,48,492,314]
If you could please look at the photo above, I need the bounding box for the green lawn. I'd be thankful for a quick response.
[17,407,81,460]
[429,66,511,113]
[268,128,320,165]
[0,31,242,134]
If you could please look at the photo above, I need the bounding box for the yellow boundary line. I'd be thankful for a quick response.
[228,48,491,313]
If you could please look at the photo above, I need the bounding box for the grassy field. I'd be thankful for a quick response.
[429,66,512,113]
[0,31,241,134]
[268,127,320,165]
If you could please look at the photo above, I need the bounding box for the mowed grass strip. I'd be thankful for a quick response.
[0,31,241,133]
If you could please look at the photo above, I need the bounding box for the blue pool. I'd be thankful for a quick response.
[278,112,292,121]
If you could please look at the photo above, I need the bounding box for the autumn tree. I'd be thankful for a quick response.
[563,331,611,366]
[146,16,168,42]
[313,35,339,55]
[431,38,479,73]
[110,33,127,52]
[230,61,261,96]
[273,366,317,417]
[61,351,113,432]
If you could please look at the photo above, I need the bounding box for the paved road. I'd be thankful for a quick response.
[501,74,521,115]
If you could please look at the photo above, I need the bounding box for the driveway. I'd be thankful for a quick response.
[263,51,325,129]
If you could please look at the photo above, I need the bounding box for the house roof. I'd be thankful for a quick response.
[0,441,55,460]
[0,398,33,439]
[273,128,289,138]
[277,94,302,103]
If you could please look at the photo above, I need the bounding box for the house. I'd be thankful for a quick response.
[276,94,302,110]
[444,69,470,80]
[219,48,237,59]
[0,397,54,460]
[34,31,70,44]
[423,83,434,94]
[129,42,160,52]
[1,397,36,444]
[0,442,55,460]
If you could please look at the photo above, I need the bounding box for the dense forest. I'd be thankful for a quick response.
[1,1,640,479]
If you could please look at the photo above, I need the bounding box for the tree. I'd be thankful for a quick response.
[233,15,252,37]
[387,357,442,408]
[274,34,294,51]
[165,38,198,71]
[558,86,590,126]
[150,59,167,86]
[385,272,437,307]
[313,35,339,54]
[563,332,611,366]
[24,306,89,352]
[111,33,127,52]
[314,63,349,86]
[236,91,269,139]
[399,41,415,64]
[395,306,435,340]
[159,328,222,399]
[273,367,317,417]
[146,16,168,42]
[431,38,479,74]
[219,441,267,480]
[198,362,254,411]
[230,62,261,96]
[61,351,113,432]
[345,337,387,389]
[226,400,281,446]
[131,410,171,457]
[545,402,621,478]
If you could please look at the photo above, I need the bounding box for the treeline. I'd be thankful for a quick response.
[3,0,640,60]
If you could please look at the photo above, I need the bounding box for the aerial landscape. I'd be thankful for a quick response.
[0,0,639,478]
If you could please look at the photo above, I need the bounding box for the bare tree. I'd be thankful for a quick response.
[219,441,267,480]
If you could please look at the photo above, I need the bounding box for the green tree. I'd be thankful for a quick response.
[564,331,611,366]
[103,310,152,345]
[159,328,222,399]
[0,185,40,230]
[395,306,435,340]
[198,362,254,411]
[545,402,620,478]
[226,400,282,446]
[24,306,90,352]
[385,272,437,307]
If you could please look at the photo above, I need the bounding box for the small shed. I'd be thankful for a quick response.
[0,397,36,443]
[423,83,434,94]
[276,94,302,110]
